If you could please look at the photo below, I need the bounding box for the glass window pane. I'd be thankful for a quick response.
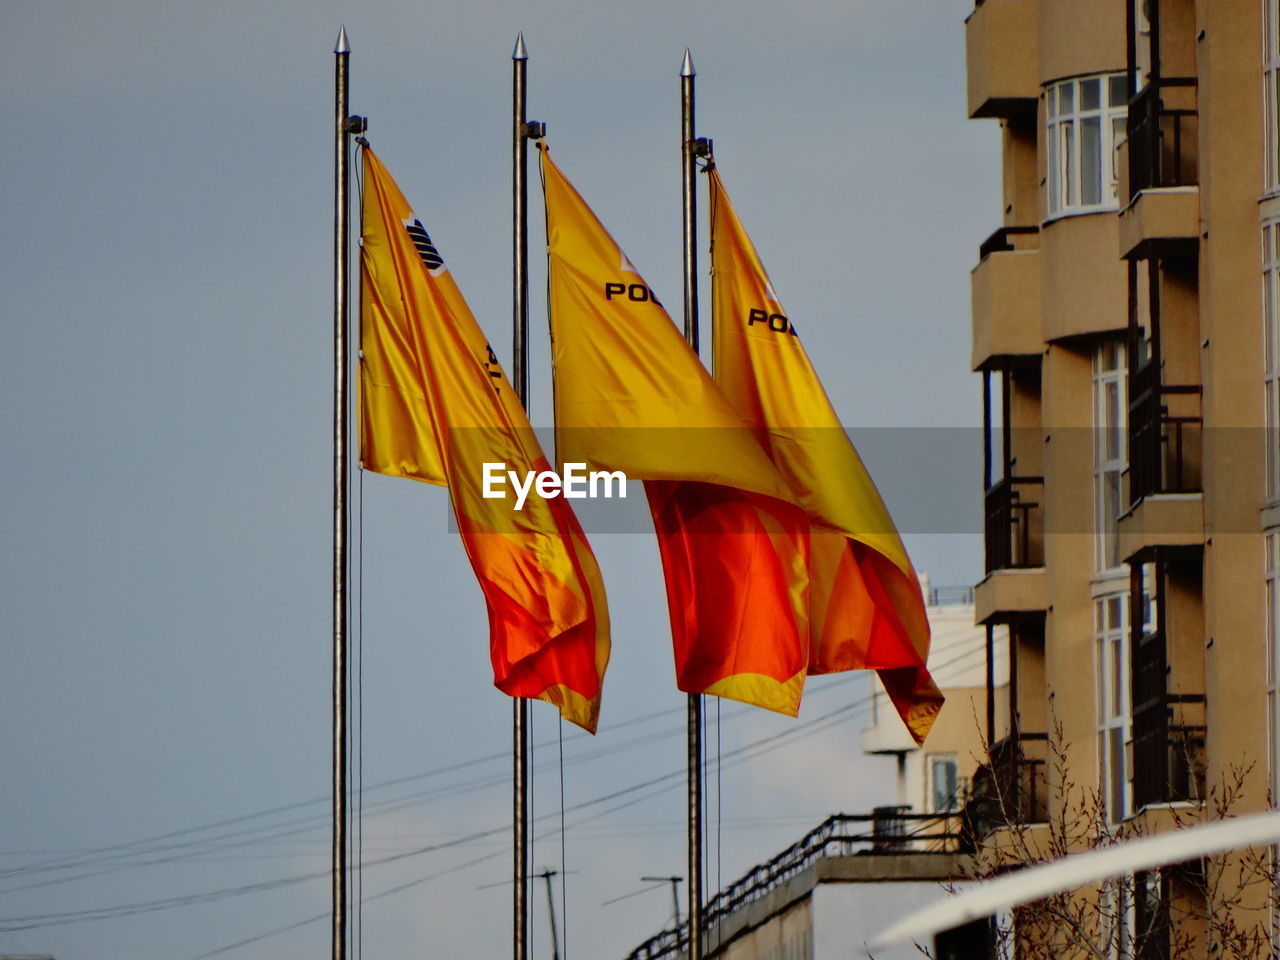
[1112,116,1126,187]
[1048,123,1060,214]
[1273,382,1280,494]
[1065,122,1077,206]
[1272,0,1280,60]
[1110,75,1129,107]
[1109,596,1123,631]
[1104,473,1121,567]
[1266,271,1276,370]
[1269,0,1275,60]
[1081,117,1102,205]
[1060,81,1075,113]
[1110,727,1126,818]
[1268,82,1276,192]
[1105,383,1121,457]
[1047,85,1057,118]
[1111,639,1124,716]
[1081,78,1101,110]
[1274,69,1280,181]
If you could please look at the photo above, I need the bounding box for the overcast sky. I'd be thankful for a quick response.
[0,3,997,958]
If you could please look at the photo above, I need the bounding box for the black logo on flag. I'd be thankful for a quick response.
[404,218,444,270]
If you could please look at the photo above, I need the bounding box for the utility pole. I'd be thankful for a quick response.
[641,875,685,934]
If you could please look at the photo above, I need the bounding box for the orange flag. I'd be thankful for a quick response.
[708,165,942,744]
[358,144,609,732]
[541,146,810,716]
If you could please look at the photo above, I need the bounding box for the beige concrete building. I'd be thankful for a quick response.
[619,587,996,960]
[861,580,1009,820]
[967,0,1275,955]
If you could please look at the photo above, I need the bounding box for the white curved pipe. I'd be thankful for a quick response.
[870,811,1280,949]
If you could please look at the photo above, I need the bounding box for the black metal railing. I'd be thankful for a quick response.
[984,475,1044,573]
[622,812,968,960]
[1128,78,1198,197]
[1132,626,1205,809]
[978,224,1040,261]
[964,732,1048,838]
[1128,361,1201,504]
[930,584,976,607]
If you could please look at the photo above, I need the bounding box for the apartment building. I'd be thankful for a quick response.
[861,581,1009,820]
[967,0,1273,954]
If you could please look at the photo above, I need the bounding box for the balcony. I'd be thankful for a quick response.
[622,813,971,959]
[964,731,1048,839]
[971,226,1042,371]
[1128,79,1198,195]
[1040,215,1129,341]
[984,475,1044,572]
[1132,689,1206,812]
[965,0,1038,119]
[1130,557,1206,811]
[1121,79,1200,260]
[976,476,1046,625]
[1128,361,1202,503]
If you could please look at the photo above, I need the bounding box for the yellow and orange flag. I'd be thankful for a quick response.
[358,145,609,732]
[541,146,810,716]
[708,166,943,744]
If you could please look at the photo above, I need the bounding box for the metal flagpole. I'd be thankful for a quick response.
[332,25,351,960]
[511,31,533,960]
[679,46,704,960]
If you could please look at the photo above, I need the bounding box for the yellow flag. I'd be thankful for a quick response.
[708,166,942,744]
[542,146,809,716]
[359,144,609,732]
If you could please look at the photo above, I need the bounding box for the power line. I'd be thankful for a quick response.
[0,643,986,937]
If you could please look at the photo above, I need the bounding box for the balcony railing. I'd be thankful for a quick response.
[1132,631,1205,810]
[978,224,1040,261]
[964,732,1048,838]
[622,812,969,960]
[984,475,1044,573]
[1128,361,1201,503]
[1127,78,1198,197]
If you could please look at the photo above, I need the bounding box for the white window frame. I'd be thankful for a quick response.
[1266,0,1280,195]
[1097,593,1132,824]
[1265,221,1280,503]
[1046,73,1130,218]
[1095,340,1128,573]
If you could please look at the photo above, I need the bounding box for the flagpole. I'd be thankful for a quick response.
[512,31,531,960]
[679,47,704,960]
[332,25,352,960]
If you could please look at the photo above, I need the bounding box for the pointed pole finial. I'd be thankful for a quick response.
[680,48,695,77]
[513,32,528,61]
[335,25,350,55]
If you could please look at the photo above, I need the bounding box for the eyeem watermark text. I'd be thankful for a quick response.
[482,462,627,511]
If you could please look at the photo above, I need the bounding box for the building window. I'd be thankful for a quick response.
[1266,0,1280,195]
[1095,340,1128,572]
[1046,74,1129,217]
[1265,222,1280,503]
[1098,593,1132,823]
[1268,532,1279,806]
[929,754,960,812]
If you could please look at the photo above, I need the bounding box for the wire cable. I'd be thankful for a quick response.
[0,643,988,934]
